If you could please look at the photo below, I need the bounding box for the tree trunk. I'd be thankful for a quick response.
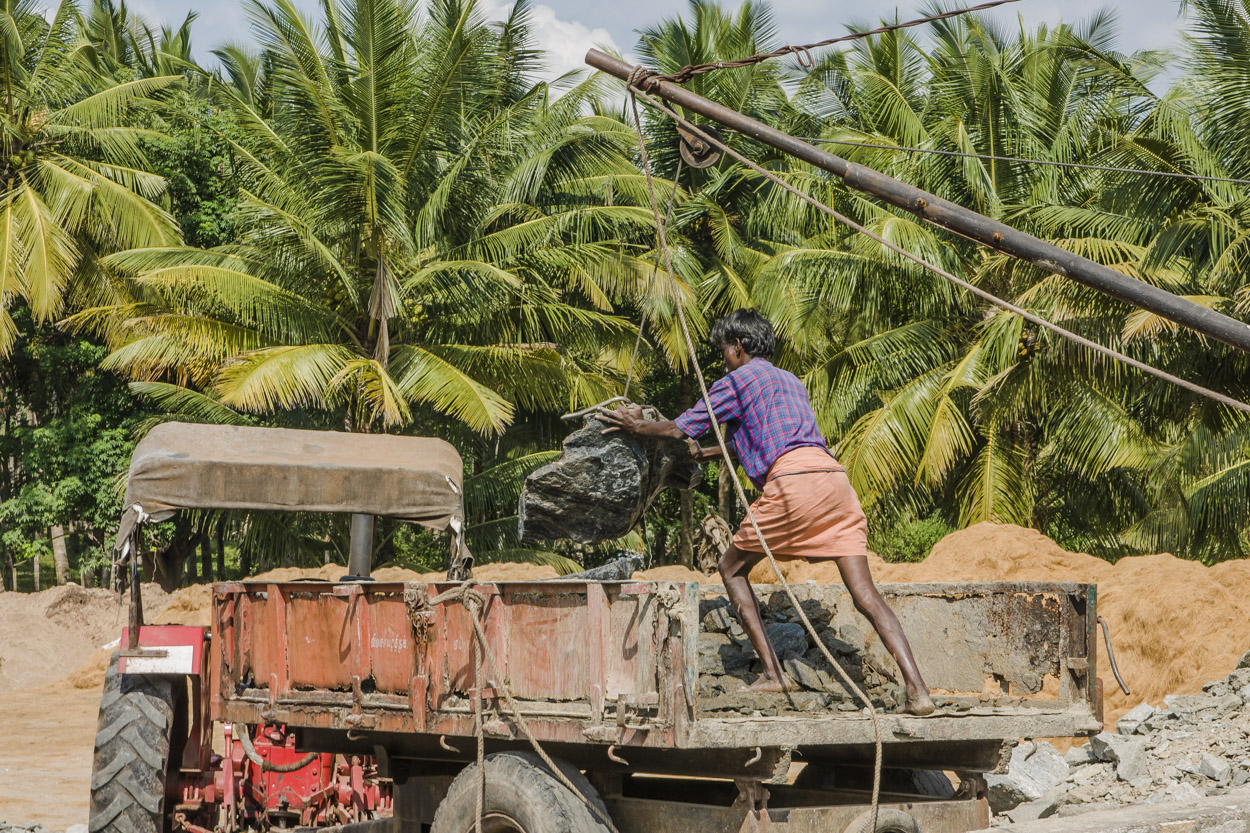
[32,548,40,591]
[200,536,213,583]
[678,490,694,568]
[185,541,198,584]
[50,525,70,585]
[676,372,695,567]
[378,518,396,565]
[0,542,8,591]
[216,517,226,579]
[718,463,734,523]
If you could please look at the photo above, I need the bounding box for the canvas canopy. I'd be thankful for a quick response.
[114,422,465,552]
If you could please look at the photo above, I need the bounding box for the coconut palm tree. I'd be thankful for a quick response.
[73,0,668,439]
[0,0,184,355]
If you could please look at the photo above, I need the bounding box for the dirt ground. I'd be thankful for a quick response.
[3,523,1249,829]
[0,686,100,829]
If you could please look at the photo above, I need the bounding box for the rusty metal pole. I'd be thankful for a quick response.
[585,49,1250,354]
[347,513,374,579]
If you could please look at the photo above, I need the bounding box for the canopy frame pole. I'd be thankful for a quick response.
[347,513,375,580]
[585,49,1250,353]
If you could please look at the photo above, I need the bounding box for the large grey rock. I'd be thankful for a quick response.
[559,552,643,581]
[1237,649,1250,669]
[1199,752,1232,783]
[697,632,752,676]
[702,600,735,633]
[1163,693,1241,721]
[1089,732,1148,782]
[518,414,701,543]
[1004,788,1067,824]
[1117,703,1156,735]
[986,742,1069,813]
[784,656,834,691]
[1066,743,1097,766]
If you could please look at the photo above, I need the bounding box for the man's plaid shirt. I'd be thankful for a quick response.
[674,358,827,488]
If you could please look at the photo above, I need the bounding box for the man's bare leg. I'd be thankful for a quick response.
[835,555,935,715]
[718,543,788,692]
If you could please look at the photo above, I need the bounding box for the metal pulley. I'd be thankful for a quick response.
[678,123,724,168]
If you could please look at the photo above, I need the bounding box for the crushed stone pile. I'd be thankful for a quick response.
[696,593,903,713]
[517,413,701,544]
[985,652,1250,824]
[0,823,84,833]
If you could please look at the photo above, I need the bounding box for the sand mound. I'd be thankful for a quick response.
[0,582,170,691]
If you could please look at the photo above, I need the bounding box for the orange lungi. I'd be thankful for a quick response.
[731,446,868,558]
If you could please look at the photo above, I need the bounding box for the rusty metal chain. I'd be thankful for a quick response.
[629,0,1022,88]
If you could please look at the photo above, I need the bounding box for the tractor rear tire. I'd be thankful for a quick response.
[431,751,611,833]
[842,808,921,833]
[89,654,178,833]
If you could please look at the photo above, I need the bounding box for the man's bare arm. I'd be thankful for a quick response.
[597,403,686,438]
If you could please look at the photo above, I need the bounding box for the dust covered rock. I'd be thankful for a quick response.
[517,414,702,544]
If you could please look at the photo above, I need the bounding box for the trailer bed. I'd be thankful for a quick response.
[210,578,1099,776]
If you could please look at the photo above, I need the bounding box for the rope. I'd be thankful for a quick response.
[628,91,888,833]
[628,86,1250,416]
[625,155,684,399]
[635,0,1022,86]
[427,582,623,833]
[795,138,1250,187]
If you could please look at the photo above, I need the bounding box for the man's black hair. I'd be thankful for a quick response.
[710,309,775,359]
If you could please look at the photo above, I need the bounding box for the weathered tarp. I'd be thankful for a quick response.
[115,422,464,550]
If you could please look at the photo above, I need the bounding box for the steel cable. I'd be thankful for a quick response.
[645,0,1022,85]
[627,84,1250,416]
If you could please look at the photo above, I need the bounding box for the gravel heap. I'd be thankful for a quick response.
[988,650,1250,825]
[695,594,904,714]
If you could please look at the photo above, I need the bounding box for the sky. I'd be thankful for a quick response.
[118,0,1192,82]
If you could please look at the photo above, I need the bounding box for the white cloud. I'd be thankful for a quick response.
[477,0,621,82]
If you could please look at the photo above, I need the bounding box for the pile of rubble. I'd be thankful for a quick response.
[988,651,1250,825]
[695,594,904,714]
[0,824,84,833]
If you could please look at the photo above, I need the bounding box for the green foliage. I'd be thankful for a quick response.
[5,0,1250,588]
[869,511,954,563]
[0,306,149,573]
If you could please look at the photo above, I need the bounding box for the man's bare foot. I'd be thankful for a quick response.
[902,688,936,716]
[742,674,789,693]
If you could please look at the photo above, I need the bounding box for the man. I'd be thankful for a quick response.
[599,309,934,715]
